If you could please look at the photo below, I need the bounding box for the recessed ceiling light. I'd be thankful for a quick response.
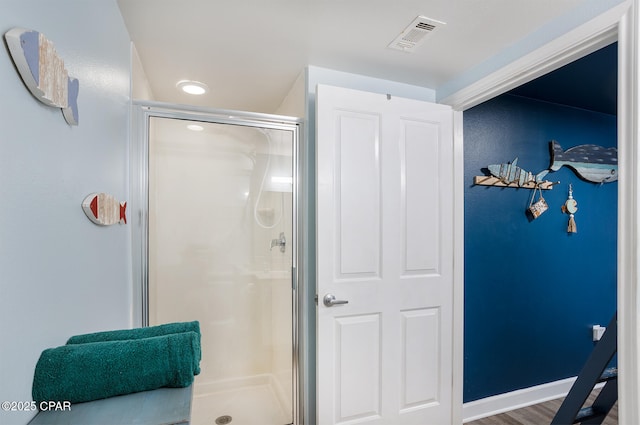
[176,80,209,95]
[187,124,204,131]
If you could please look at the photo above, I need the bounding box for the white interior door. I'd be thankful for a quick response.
[316,84,454,425]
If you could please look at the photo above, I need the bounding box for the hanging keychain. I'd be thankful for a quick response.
[561,183,578,233]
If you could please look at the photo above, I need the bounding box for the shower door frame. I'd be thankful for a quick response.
[130,101,305,425]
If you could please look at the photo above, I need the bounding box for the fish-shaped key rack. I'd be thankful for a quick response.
[474,157,558,189]
[549,140,617,183]
[4,28,79,125]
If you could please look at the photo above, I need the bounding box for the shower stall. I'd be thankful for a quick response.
[131,103,303,425]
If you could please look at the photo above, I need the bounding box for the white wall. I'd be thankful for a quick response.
[276,70,305,118]
[0,1,132,423]
[132,43,155,101]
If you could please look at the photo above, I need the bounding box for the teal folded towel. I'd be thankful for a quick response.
[33,331,199,404]
[66,321,201,375]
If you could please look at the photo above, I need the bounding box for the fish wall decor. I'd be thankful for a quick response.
[4,28,79,125]
[82,193,127,226]
[473,157,557,189]
[488,157,549,186]
[549,141,617,183]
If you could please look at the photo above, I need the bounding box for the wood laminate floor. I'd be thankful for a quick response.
[466,388,617,425]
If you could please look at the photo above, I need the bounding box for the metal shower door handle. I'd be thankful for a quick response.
[270,232,286,253]
[323,294,349,307]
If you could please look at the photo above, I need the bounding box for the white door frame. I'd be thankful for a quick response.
[441,2,639,423]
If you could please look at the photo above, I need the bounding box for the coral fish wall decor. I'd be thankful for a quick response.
[82,193,127,226]
[549,141,617,183]
[4,28,79,125]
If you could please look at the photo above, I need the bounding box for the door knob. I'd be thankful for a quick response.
[323,293,349,307]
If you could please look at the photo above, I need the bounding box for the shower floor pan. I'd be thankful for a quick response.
[190,374,291,425]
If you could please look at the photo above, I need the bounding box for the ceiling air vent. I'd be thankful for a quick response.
[388,15,445,52]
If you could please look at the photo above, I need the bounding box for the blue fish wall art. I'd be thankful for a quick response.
[549,141,617,183]
[4,28,79,126]
[487,157,549,186]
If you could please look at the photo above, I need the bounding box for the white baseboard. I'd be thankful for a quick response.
[462,377,578,423]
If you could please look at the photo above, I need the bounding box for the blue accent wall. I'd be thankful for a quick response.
[463,94,617,402]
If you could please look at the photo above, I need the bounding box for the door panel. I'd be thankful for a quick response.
[401,119,441,274]
[336,314,381,421]
[401,308,440,409]
[337,112,381,277]
[316,85,453,425]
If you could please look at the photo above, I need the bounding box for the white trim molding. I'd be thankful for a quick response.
[617,2,640,424]
[462,378,580,423]
[452,110,465,425]
[440,2,628,111]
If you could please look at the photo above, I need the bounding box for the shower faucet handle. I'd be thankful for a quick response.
[270,232,286,253]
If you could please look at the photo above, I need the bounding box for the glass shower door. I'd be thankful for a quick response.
[147,116,294,425]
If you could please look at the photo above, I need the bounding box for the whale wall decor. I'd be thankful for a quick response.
[4,27,79,126]
[549,140,617,183]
